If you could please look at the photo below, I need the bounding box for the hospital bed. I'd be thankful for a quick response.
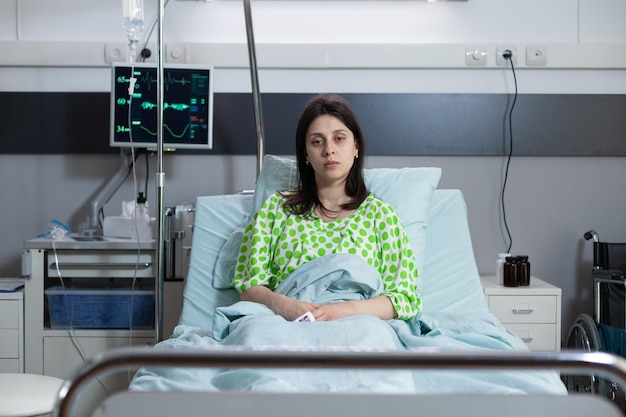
[52,155,626,416]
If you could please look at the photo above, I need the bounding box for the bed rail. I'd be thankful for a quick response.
[54,347,626,417]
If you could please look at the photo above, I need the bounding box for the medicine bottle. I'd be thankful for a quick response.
[516,256,530,286]
[503,256,518,287]
[496,253,510,285]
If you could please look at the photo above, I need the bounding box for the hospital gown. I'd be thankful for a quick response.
[232,192,420,319]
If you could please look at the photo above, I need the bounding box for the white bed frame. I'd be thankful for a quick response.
[54,347,626,417]
[91,392,619,417]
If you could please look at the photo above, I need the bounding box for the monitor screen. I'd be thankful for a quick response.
[110,62,213,150]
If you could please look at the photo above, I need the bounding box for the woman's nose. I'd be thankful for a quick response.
[324,142,335,155]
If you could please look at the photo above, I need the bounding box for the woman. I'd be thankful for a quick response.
[232,94,420,322]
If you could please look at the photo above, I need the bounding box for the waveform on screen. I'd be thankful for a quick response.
[141,123,193,139]
[116,123,202,140]
[132,71,195,91]
[140,101,191,111]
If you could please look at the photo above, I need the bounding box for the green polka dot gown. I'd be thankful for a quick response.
[233,192,421,320]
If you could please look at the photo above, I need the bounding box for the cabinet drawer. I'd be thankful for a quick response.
[0,300,18,328]
[506,323,557,352]
[489,295,557,324]
[0,329,18,358]
[47,251,155,278]
[0,358,19,373]
[44,335,154,379]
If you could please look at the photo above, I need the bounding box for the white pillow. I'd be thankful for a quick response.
[213,154,441,289]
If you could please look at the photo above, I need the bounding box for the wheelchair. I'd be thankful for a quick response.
[565,230,626,405]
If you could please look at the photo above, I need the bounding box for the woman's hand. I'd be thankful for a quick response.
[240,286,319,321]
[310,302,355,321]
[312,296,397,321]
[273,296,319,321]
[241,287,397,322]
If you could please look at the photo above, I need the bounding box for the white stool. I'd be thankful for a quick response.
[0,373,64,417]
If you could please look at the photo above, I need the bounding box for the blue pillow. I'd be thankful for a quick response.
[213,154,441,289]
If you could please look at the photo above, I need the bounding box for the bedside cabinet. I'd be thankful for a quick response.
[0,290,24,372]
[480,276,562,352]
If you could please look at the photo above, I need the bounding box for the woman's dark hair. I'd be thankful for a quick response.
[283,94,368,216]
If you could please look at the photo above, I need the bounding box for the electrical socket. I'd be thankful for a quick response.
[526,45,547,66]
[166,43,187,64]
[465,46,487,66]
[104,43,129,64]
[138,43,157,63]
[496,46,517,66]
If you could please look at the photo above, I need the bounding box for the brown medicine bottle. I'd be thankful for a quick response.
[503,256,518,287]
[517,256,530,286]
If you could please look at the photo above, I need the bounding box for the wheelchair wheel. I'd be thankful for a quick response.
[567,313,601,352]
[564,313,616,398]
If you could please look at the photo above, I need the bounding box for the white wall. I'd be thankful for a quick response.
[1,0,626,345]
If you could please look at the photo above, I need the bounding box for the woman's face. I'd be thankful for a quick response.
[304,114,359,188]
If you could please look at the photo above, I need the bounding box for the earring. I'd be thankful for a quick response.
[355,154,359,159]
[306,160,310,165]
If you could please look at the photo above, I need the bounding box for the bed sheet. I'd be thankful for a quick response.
[132,252,562,394]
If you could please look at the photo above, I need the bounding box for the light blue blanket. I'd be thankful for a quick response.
[130,254,566,394]
[212,253,384,340]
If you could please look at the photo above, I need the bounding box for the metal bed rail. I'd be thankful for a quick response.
[54,347,626,417]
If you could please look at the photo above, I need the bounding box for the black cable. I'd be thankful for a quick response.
[501,51,518,254]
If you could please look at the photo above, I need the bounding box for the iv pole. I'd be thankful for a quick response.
[152,0,263,342]
[243,0,266,179]
[155,0,165,342]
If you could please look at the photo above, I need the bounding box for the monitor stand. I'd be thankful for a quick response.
[84,148,135,237]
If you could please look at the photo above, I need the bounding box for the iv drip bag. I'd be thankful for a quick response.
[122,0,144,62]
[122,0,145,36]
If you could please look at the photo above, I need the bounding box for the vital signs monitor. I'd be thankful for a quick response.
[110,62,214,150]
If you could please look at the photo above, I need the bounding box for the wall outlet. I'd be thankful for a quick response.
[465,46,487,66]
[526,45,547,66]
[105,43,129,64]
[496,46,517,66]
[166,43,187,64]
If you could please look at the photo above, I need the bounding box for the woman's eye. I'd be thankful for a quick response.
[336,136,346,142]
